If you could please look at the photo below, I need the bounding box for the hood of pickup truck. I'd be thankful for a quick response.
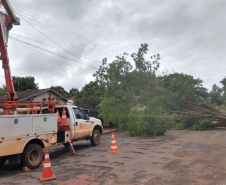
[90,117,102,124]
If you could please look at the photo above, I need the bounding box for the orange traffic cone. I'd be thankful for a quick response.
[61,108,68,126]
[56,110,61,125]
[108,133,119,152]
[39,150,56,182]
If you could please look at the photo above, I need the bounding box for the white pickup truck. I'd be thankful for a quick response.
[0,100,103,169]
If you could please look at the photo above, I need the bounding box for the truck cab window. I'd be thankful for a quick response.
[73,108,89,120]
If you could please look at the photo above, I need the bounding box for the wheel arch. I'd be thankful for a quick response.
[23,138,45,152]
[93,125,103,134]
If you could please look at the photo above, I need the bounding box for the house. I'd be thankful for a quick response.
[0,89,68,107]
[67,96,74,102]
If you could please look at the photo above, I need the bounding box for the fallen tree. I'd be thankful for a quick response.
[170,96,226,126]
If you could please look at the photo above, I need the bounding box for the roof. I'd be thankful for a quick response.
[0,88,68,103]
[67,97,74,101]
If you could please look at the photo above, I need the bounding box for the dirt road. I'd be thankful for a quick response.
[1,129,226,185]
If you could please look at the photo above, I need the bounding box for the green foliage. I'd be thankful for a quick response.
[179,116,213,131]
[50,86,69,98]
[98,92,133,127]
[131,43,160,73]
[0,85,6,95]
[92,43,214,136]
[127,97,174,136]
[209,84,223,105]
[180,116,198,129]
[94,53,135,127]
[13,76,38,92]
[68,88,78,97]
[175,123,184,130]
[207,77,226,106]
[162,73,208,111]
[191,118,213,131]
[74,81,104,117]
[126,109,144,136]
[220,77,226,96]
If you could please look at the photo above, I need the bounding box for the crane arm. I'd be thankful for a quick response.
[1,0,20,25]
[0,0,20,114]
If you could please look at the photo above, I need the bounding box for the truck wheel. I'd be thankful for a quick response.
[21,143,44,170]
[0,157,7,166]
[90,129,100,146]
[63,143,69,147]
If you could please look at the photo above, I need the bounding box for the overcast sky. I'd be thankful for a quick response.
[0,0,225,91]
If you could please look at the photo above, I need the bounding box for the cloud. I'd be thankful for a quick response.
[1,0,225,92]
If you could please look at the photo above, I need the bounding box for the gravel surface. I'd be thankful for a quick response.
[1,129,226,185]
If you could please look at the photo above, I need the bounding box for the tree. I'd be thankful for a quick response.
[94,43,214,134]
[12,76,38,92]
[161,73,208,111]
[50,86,69,98]
[94,43,174,135]
[94,54,135,127]
[220,77,226,104]
[220,77,226,95]
[0,85,6,95]
[209,84,223,105]
[68,88,78,97]
[74,81,104,117]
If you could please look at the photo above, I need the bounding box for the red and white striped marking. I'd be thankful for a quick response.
[108,133,120,152]
[62,114,66,119]
[40,150,56,181]
[43,152,52,168]
[62,108,67,118]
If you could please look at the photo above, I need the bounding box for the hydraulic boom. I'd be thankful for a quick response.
[0,0,20,114]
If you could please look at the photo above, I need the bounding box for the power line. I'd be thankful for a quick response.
[10,32,61,50]
[15,11,99,70]
[15,39,93,74]
[9,36,98,70]
[10,32,99,62]
[14,10,116,58]
[11,3,121,56]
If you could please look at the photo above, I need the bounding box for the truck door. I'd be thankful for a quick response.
[72,108,92,138]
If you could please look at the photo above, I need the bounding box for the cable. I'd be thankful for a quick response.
[11,4,121,56]
[14,10,116,58]
[12,3,121,55]
[16,39,93,74]
[10,32,61,50]
[9,36,98,70]
[10,32,99,62]
[15,11,98,70]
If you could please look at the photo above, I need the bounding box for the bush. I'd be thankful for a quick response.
[175,123,184,130]
[126,109,144,136]
[181,116,199,129]
[191,118,213,131]
[127,98,174,136]
[179,116,213,131]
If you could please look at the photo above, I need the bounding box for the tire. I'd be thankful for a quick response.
[90,129,100,146]
[63,143,69,147]
[0,157,7,166]
[21,143,44,170]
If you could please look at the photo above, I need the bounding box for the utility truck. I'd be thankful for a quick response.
[0,100,103,169]
[0,0,103,170]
